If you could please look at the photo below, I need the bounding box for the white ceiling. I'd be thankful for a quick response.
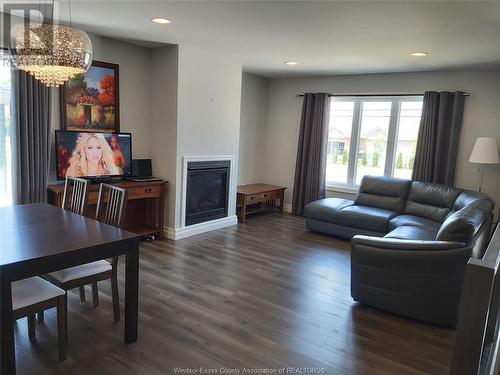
[9,0,500,77]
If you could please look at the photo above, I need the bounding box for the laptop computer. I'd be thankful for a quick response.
[127,159,162,182]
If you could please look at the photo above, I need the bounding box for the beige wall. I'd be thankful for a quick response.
[49,33,153,181]
[258,69,500,213]
[89,35,152,159]
[238,72,269,185]
[45,36,243,232]
[174,45,243,228]
[150,45,178,228]
[9,18,500,229]
[4,17,243,234]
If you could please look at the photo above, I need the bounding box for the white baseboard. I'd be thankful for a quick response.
[164,215,238,240]
[283,203,292,213]
[165,226,176,239]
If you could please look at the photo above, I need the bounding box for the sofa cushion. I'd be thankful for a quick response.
[305,219,385,239]
[304,198,354,224]
[384,225,439,241]
[404,181,461,222]
[389,214,441,232]
[452,191,494,213]
[436,205,488,242]
[337,205,397,233]
[355,175,411,213]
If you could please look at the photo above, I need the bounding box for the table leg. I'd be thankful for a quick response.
[1,275,16,374]
[241,200,247,223]
[279,190,285,214]
[124,238,140,344]
[159,195,165,240]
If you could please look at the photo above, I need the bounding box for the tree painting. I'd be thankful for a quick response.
[62,61,119,132]
[98,75,115,107]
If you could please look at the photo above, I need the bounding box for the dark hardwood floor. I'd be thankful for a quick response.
[14,213,455,375]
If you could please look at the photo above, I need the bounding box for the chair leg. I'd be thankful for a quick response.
[79,286,86,302]
[37,311,44,323]
[65,292,68,343]
[111,274,120,322]
[27,315,36,342]
[57,294,67,361]
[91,282,99,308]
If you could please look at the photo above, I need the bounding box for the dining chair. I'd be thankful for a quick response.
[13,277,67,361]
[35,176,90,324]
[62,176,89,216]
[44,183,128,323]
[60,176,90,306]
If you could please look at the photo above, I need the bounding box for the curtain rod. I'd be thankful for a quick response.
[296,92,470,97]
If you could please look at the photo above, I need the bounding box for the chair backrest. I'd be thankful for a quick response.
[62,176,89,215]
[95,183,128,228]
[451,224,500,375]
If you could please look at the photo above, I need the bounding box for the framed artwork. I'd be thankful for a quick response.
[61,60,120,132]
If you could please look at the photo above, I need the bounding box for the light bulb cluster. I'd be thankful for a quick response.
[10,23,93,87]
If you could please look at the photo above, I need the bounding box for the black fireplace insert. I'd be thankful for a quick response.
[185,160,230,226]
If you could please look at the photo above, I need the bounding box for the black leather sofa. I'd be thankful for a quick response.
[304,175,494,325]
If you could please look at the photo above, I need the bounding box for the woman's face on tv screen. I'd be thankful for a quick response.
[85,136,103,164]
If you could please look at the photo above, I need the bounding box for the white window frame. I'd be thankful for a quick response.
[326,95,423,192]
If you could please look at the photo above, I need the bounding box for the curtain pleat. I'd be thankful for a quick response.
[292,93,330,216]
[412,91,465,185]
[13,71,52,204]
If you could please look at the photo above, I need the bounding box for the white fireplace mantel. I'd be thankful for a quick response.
[166,155,238,240]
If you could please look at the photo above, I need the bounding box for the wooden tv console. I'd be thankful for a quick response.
[48,180,168,240]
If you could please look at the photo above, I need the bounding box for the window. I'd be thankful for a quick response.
[326,101,354,185]
[326,96,423,189]
[0,51,13,207]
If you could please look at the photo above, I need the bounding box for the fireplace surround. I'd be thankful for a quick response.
[185,160,230,226]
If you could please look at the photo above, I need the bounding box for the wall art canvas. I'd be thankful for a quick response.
[61,61,120,132]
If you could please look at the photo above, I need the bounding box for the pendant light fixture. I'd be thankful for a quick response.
[9,0,93,87]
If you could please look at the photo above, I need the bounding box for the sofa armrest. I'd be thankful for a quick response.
[351,235,466,251]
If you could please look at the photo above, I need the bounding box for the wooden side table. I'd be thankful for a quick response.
[236,183,287,222]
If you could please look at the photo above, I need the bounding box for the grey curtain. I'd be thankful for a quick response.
[13,71,52,204]
[292,93,330,216]
[412,91,465,185]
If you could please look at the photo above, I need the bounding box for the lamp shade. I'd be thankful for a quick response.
[469,137,500,164]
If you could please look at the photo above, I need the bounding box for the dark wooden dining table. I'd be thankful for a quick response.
[0,203,141,374]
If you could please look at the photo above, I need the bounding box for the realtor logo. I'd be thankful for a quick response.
[2,2,56,66]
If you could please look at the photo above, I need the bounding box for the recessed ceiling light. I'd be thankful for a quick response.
[410,52,428,57]
[151,17,171,24]
[285,61,298,66]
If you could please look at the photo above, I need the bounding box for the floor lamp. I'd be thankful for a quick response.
[469,137,500,227]
[469,137,499,192]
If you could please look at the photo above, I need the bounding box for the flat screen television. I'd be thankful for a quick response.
[55,130,132,180]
